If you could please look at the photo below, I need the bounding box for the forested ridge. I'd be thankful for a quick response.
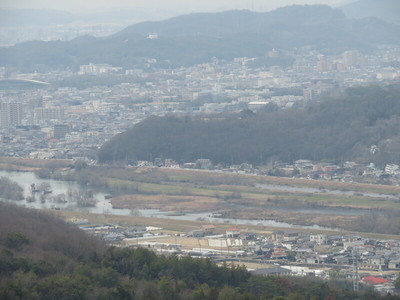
[340,0,400,25]
[1,202,399,299]
[99,85,400,167]
[1,5,400,71]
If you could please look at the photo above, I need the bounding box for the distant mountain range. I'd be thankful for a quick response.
[339,0,400,25]
[1,5,399,71]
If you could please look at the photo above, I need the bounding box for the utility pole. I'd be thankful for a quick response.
[198,238,202,256]
[353,248,359,292]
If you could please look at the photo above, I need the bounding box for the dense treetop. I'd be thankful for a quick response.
[340,0,400,25]
[98,85,400,167]
[0,177,24,201]
[1,202,399,299]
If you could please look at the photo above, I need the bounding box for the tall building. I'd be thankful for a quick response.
[303,88,316,101]
[342,50,360,67]
[317,60,329,72]
[34,107,64,124]
[0,102,23,127]
[53,124,69,139]
[78,63,114,75]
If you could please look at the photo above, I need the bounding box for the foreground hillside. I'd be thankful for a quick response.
[99,85,400,167]
[1,202,399,299]
[1,5,400,70]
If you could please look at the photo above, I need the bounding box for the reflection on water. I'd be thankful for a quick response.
[0,170,132,216]
[255,183,398,200]
[137,209,339,231]
[1,170,340,231]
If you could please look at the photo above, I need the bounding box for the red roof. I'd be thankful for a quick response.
[227,228,240,231]
[202,225,216,229]
[362,277,388,285]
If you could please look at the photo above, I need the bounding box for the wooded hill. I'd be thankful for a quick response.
[98,85,400,167]
[340,0,400,25]
[1,202,399,299]
[1,5,400,71]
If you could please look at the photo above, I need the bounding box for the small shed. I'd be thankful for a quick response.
[226,228,240,238]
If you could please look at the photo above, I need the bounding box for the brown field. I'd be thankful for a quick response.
[4,156,400,199]
[155,167,400,195]
[111,194,222,212]
[0,157,73,170]
[52,210,400,241]
[2,158,400,235]
[0,163,38,172]
[3,157,400,195]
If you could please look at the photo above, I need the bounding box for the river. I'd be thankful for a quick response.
[135,208,339,230]
[255,183,399,200]
[0,170,340,231]
[0,170,132,215]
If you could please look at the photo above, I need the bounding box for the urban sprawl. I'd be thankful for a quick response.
[1,47,400,183]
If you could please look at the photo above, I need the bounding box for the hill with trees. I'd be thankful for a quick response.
[98,84,400,167]
[1,202,399,299]
[1,5,400,71]
[339,0,400,25]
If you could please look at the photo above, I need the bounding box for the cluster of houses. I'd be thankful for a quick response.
[79,220,400,275]
[133,157,400,186]
[274,160,400,183]
[193,227,400,293]
[241,230,400,293]
[71,218,400,293]
[261,231,400,272]
[72,221,162,243]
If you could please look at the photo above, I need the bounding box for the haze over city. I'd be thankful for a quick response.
[1,0,400,298]
[2,0,347,14]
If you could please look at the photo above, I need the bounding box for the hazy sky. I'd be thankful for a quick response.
[1,0,349,13]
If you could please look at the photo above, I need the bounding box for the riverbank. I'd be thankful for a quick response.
[52,209,400,241]
[1,158,400,235]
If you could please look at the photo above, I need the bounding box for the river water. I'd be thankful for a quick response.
[255,183,398,200]
[135,209,339,230]
[0,170,132,215]
[0,170,342,231]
